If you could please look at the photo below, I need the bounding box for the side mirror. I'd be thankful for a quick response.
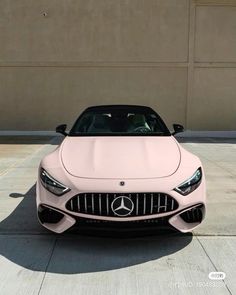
[172,124,184,135]
[56,124,68,136]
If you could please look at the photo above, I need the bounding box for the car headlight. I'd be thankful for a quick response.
[40,168,70,196]
[174,168,202,196]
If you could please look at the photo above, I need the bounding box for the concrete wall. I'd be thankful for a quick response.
[0,0,235,131]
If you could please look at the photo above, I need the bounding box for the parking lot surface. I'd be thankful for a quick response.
[0,136,235,295]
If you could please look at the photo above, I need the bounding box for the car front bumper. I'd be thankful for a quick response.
[36,174,206,234]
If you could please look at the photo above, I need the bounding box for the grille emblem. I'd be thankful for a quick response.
[111,196,134,216]
[119,181,125,186]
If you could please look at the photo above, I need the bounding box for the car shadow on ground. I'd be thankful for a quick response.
[176,136,236,144]
[0,184,193,274]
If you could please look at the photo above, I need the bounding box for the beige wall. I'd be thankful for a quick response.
[0,0,235,131]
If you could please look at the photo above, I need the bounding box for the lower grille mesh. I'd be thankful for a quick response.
[66,192,178,217]
[180,205,204,223]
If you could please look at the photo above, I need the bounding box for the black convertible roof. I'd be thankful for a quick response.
[84,105,155,112]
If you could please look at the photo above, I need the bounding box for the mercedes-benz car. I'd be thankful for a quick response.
[37,105,206,233]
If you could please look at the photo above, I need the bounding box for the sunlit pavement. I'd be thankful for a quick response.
[0,136,235,295]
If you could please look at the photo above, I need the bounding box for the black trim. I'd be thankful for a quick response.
[72,217,177,235]
[83,105,156,112]
[68,133,171,137]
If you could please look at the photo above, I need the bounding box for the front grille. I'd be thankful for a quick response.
[66,193,178,217]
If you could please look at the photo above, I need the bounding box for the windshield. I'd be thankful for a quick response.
[70,106,170,136]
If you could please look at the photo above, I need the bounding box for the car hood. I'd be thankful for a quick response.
[61,136,181,179]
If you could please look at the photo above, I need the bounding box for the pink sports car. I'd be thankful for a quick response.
[37,105,206,233]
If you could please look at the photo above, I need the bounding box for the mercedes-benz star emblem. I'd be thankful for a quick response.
[111,196,134,217]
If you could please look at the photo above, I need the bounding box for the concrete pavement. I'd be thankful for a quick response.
[0,136,235,295]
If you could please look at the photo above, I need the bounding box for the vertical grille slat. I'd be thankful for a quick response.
[77,196,80,212]
[195,208,199,221]
[157,193,160,213]
[70,199,73,211]
[84,193,87,213]
[150,193,153,214]
[171,199,174,211]
[164,195,167,212]
[99,193,102,216]
[136,193,139,215]
[91,193,94,214]
[143,193,146,215]
[66,192,178,217]
[106,193,109,215]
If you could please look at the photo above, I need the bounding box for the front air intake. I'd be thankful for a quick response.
[180,205,204,223]
[38,205,64,224]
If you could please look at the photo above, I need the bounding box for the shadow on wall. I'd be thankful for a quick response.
[0,136,63,145]
[1,135,236,145]
[0,184,193,274]
[176,136,236,144]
